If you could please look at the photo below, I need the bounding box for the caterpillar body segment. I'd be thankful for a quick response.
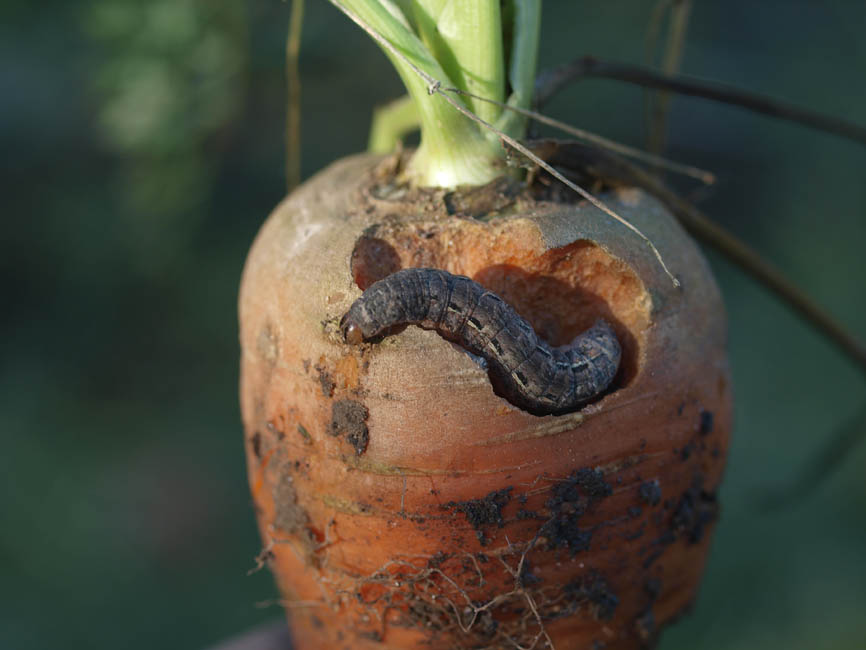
[341,268,622,415]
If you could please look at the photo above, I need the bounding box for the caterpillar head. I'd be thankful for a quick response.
[340,313,366,345]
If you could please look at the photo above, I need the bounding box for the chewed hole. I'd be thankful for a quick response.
[474,261,640,386]
[351,235,401,290]
[350,223,650,391]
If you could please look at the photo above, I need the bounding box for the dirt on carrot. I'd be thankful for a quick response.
[329,399,369,456]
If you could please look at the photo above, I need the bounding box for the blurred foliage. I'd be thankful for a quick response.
[86,0,247,277]
[1,1,864,650]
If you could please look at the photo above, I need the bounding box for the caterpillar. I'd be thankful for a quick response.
[341,268,622,415]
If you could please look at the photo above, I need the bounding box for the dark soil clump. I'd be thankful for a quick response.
[315,364,335,397]
[672,478,718,543]
[551,468,613,504]
[699,409,714,435]
[329,399,369,455]
[543,468,612,555]
[272,465,309,537]
[445,487,513,545]
[639,479,662,506]
[250,431,263,459]
[563,573,620,621]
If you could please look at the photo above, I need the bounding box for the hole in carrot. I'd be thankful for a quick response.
[350,222,649,394]
[351,234,401,289]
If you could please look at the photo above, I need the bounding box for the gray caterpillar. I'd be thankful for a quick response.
[341,268,622,415]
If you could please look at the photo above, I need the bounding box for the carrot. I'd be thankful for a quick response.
[239,4,730,649]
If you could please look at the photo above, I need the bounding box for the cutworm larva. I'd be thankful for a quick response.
[341,268,621,415]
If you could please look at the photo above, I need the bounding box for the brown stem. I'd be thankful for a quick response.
[534,141,866,502]
[535,56,866,147]
[285,0,304,192]
[637,175,866,377]
[647,0,692,157]
[536,141,866,378]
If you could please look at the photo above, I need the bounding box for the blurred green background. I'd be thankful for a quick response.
[2,1,865,649]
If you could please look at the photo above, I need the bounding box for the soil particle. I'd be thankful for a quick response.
[542,512,592,555]
[699,409,715,435]
[516,509,540,520]
[638,480,662,506]
[272,466,309,536]
[563,573,620,621]
[315,363,335,397]
[628,506,643,518]
[330,399,370,455]
[644,578,662,600]
[429,551,449,567]
[543,468,612,555]
[445,487,513,545]
[404,597,447,632]
[550,468,612,506]
[250,431,263,459]
[671,478,718,543]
